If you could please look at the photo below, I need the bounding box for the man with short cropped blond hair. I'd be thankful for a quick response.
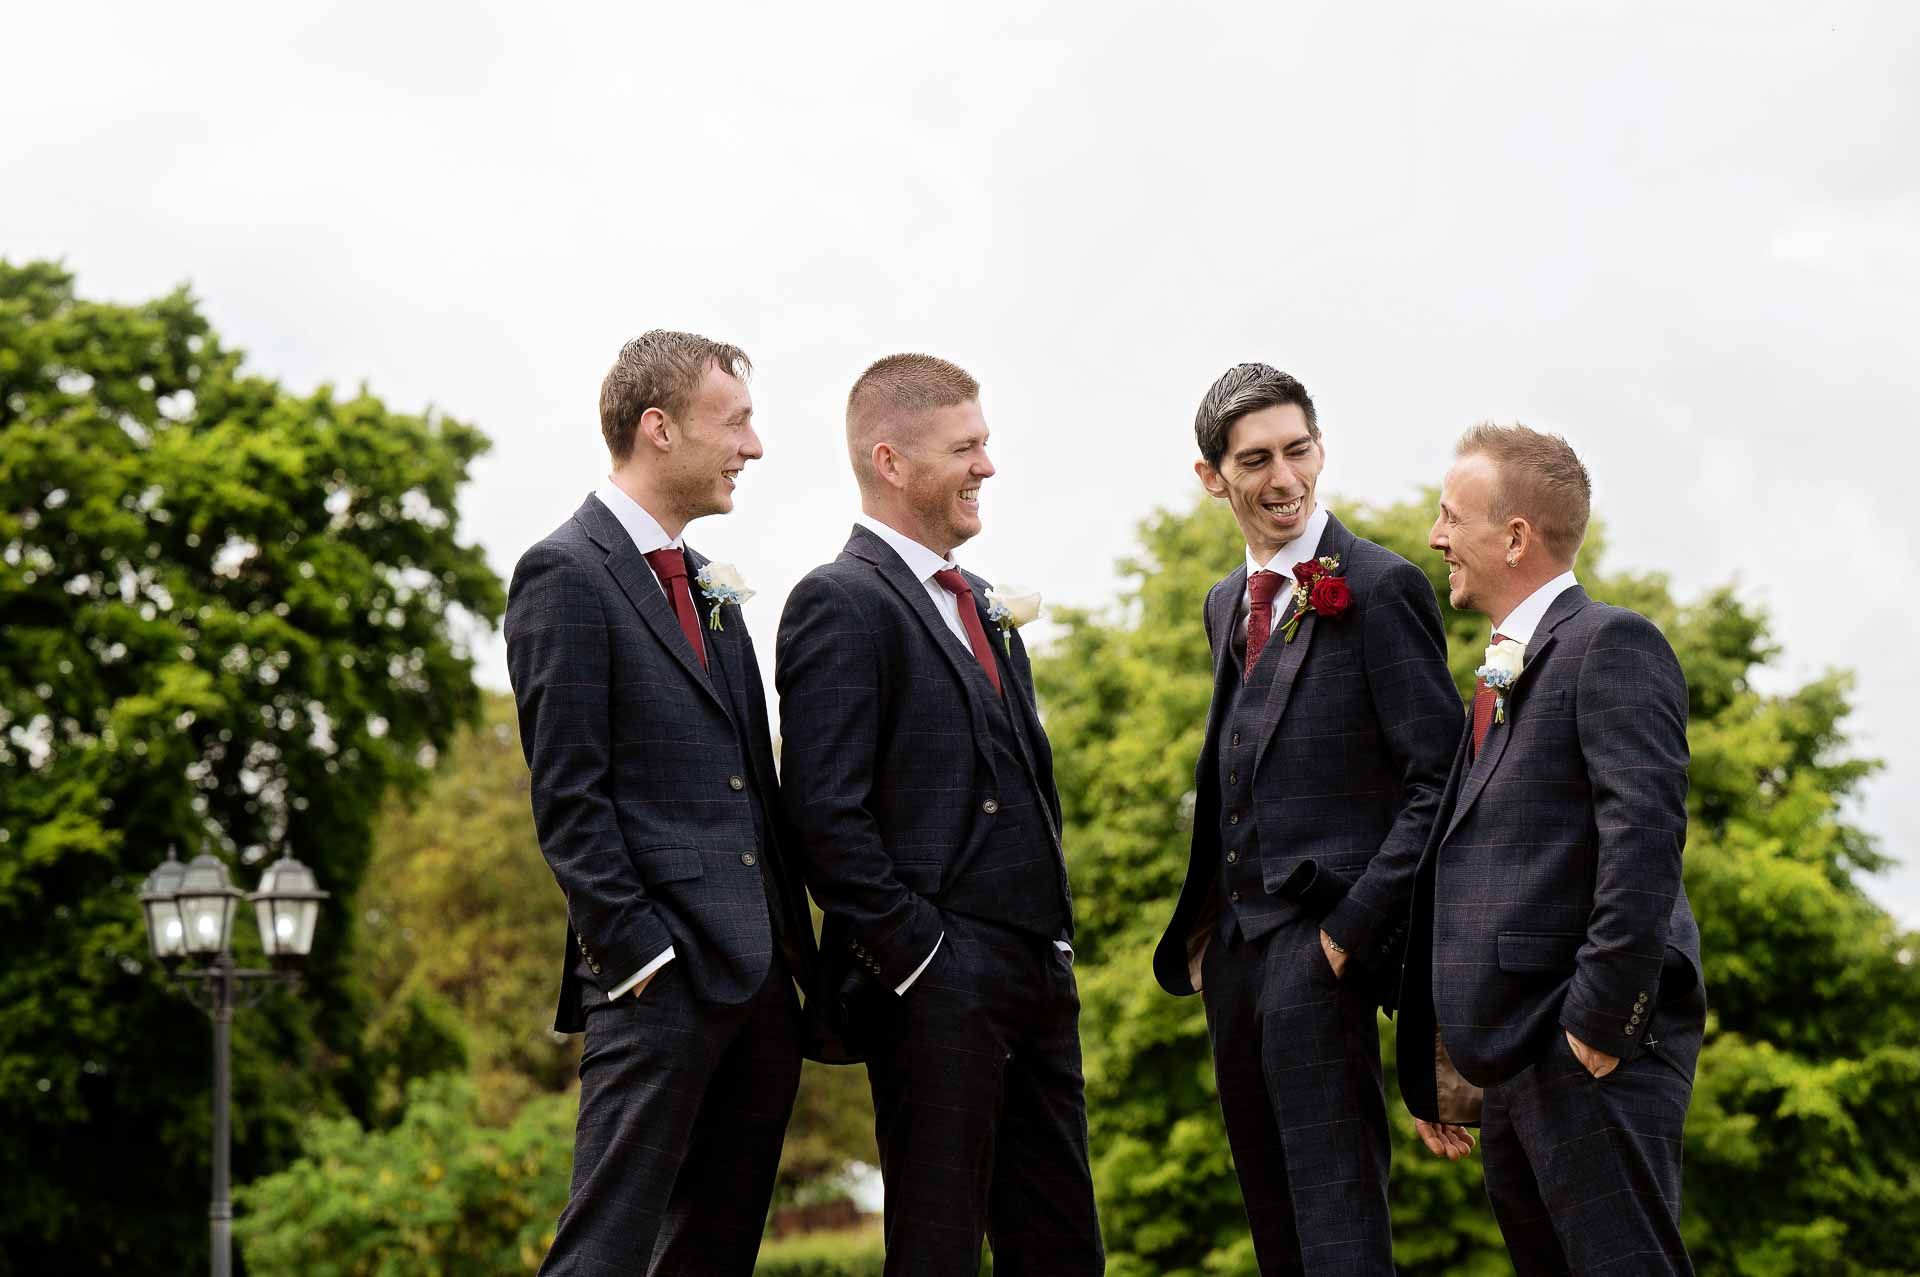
[1400,422,1705,1276]
[778,353,1102,1275]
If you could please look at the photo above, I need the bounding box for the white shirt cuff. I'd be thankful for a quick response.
[1055,939,1074,963]
[606,946,675,1000]
[893,933,944,995]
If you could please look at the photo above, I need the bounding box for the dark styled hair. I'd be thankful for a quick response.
[1194,363,1319,468]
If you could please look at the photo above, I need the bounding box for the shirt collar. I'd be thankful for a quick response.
[1493,569,1580,645]
[1245,503,1332,585]
[856,513,956,583]
[595,478,681,555]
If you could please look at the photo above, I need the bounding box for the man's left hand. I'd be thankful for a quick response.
[1566,1029,1620,1078]
[1319,929,1349,979]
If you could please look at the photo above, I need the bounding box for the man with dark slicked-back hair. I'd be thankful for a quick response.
[1153,363,1460,1274]
[506,331,824,1276]
[778,354,1103,1276]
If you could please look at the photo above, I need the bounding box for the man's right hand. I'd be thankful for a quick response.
[1414,1118,1476,1161]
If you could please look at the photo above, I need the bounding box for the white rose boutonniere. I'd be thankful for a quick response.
[694,562,755,630]
[1474,639,1527,723]
[984,585,1042,654]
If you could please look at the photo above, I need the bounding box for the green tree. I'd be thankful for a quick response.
[0,260,503,1271]
[1035,493,1919,1275]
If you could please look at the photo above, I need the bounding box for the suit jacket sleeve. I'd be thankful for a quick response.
[1558,609,1691,1059]
[776,571,944,988]
[505,541,674,986]
[1321,557,1462,959]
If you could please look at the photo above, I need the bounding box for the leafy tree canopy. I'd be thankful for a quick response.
[0,260,502,1271]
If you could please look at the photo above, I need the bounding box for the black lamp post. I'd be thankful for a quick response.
[138,849,329,1277]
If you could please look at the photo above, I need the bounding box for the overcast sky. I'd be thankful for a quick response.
[7,0,1917,923]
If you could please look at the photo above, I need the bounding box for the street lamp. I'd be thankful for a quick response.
[139,849,329,1277]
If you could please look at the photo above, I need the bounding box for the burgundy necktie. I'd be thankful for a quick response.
[1470,632,1511,756]
[642,547,708,671]
[931,568,1003,697]
[1245,570,1285,679]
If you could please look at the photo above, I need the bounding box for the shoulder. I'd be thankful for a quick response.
[511,520,597,585]
[1341,535,1435,605]
[1580,601,1678,659]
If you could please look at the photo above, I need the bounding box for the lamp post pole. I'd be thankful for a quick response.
[209,957,234,1277]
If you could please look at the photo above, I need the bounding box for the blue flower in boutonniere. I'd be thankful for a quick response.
[1475,639,1527,723]
[694,562,755,630]
[983,585,1042,654]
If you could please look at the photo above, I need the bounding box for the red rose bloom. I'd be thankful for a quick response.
[1293,559,1328,586]
[1309,574,1352,618]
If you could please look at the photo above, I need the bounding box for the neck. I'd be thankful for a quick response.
[609,467,690,541]
[1489,564,1571,631]
[861,500,955,560]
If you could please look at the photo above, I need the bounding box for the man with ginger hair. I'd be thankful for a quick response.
[505,331,821,1275]
[1400,423,1705,1275]
[777,354,1102,1275]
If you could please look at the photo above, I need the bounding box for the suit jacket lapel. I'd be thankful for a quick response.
[1442,585,1593,842]
[683,544,748,734]
[844,526,992,747]
[574,496,729,716]
[1208,565,1245,690]
[1252,513,1351,775]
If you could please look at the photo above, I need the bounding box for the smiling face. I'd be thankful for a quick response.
[1430,452,1509,616]
[893,399,994,556]
[660,363,761,523]
[1197,403,1325,563]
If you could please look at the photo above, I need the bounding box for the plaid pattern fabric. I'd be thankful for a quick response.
[1154,514,1461,992]
[504,495,816,1031]
[1396,588,1704,1274]
[777,526,1098,1272]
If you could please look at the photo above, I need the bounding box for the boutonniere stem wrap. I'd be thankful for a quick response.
[694,562,755,630]
[984,586,1042,654]
[1279,555,1351,643]
[1475,639,1527,723]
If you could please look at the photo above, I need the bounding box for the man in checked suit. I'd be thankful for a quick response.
[505,332,821,1275]
[1399,424,1705,1275]
[777,354,1102,1275]
[1151,363,1461,1274]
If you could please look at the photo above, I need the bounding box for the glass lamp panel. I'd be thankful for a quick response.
[176,854,240,956]
[290,898,320,956]
[142,898,186,961]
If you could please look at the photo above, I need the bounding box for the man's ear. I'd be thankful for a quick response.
[636,406,672,454]
[1195,458,1229,499]
[1505,516,1535,566]
[872,441,905,488]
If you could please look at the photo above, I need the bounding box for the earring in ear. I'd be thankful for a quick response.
[1506,557,1518,567]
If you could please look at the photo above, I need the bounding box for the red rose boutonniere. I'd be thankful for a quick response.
[1279,555,1352,642]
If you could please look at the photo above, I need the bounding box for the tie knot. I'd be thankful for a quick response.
[1248,570,1286,606]
[931,567,972,600]
[643,546,688,584]
[1490,631,1511,645]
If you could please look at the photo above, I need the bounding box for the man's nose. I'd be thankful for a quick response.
[975,453,996,479]
[741,427,764,460]
[1428,516,1446,551]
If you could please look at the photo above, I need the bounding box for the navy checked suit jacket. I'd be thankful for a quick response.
[1398,585,1703,1114]
[1152,514,1461,1001]
[776,525,1071,1002]
[504,495,817,1035]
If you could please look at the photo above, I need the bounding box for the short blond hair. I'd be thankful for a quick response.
[599,330,751,463]
[1455,422,1591,563]
[845,353,979,490]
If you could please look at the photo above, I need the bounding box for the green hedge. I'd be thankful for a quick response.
[756,1225,992,1276]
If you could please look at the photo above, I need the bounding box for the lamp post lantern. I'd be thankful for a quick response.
[138,848,326,1277]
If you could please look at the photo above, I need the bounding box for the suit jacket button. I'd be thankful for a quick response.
[1230,890,1241,903]
[1231,732,1241,746]
[1228,771,1239,785]
[869,961,881,973]
[1227,851,1238,864]
[742,852,756,866]
[1229,812,1240,825]
[728,775,745,791]
[983,799,999,814]
[590,961,601,974]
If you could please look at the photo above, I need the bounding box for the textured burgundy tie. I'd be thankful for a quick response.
[1470,632,1511,756]
[1245,570,1285,679]
[932,568,1003,697]
[642,547,708,671]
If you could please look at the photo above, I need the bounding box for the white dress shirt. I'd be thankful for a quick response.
[853,513,1073,991]
[1492,570,1580,646]
[1238,503,1332,639]
[593,478,685,1000]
